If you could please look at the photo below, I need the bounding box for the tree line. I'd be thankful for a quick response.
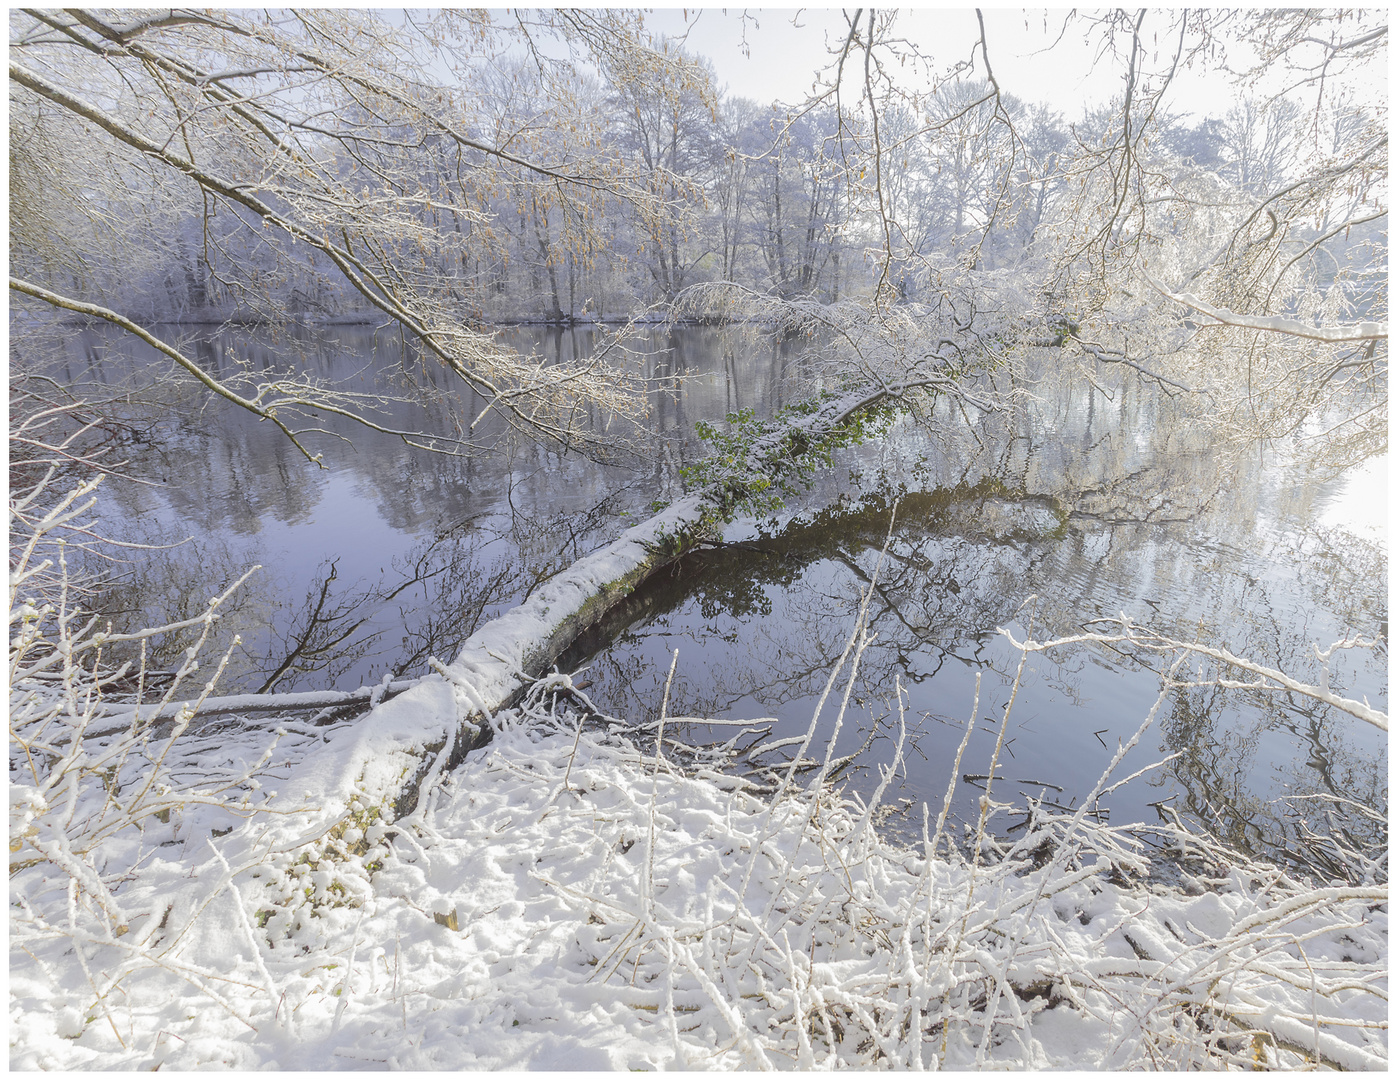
[9,9,1387,468]
[11,10,1384,322]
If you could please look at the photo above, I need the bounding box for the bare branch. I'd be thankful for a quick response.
[1143,269,1388,343]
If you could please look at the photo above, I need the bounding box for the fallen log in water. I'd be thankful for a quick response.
[83,680,424,734]
[272,377,955,826]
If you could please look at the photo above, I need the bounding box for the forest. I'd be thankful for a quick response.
[8,8,1389,1070]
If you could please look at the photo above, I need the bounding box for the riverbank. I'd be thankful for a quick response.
[21,306,766,331]
[10,673,1387,1070]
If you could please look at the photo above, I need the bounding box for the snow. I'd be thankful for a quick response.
[268,676,463,835]
[11,690,1388,1070]
[9,370,1387,1071]
[87,680,424,726]
[1149,274,1389,343]
[445,494,710,716]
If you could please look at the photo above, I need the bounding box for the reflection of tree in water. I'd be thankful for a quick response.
[1155,684,1387,882]
[252,559,380,692]
[36,320,1385,871]
[71,321,819,545]
[570,428,1385,869]
[92,533,273,680]
[1295,524,1388,643]
[501,456,655,586]
[1155,681,1272,853]
[1177,516,1387,833]
[567,479,1086,729]
[94,522,534,695]
[90,449,679,697]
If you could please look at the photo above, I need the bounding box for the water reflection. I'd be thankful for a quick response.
[41,322,812,692]
[31,320,1387,870]
[561,370,1387,869]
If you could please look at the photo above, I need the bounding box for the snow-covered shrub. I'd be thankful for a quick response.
[7,430,301,1057]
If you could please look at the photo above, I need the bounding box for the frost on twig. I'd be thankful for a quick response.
[1001,615,1388,732]
[7,421,310,1037]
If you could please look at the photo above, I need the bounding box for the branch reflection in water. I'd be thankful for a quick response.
[562,363,1386,873]
[38,319,1386,875]
[35,320,819,692]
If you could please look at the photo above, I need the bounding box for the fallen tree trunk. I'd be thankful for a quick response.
[273,377,953,826]
[85,679,423,732]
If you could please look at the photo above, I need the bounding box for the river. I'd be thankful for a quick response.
[41,320,1388,868]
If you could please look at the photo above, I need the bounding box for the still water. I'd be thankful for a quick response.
[44,321,1387,865]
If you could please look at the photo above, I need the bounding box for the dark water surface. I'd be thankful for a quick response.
[40,321,1387,863]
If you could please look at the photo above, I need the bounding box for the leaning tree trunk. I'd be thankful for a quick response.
[273,377,942,829]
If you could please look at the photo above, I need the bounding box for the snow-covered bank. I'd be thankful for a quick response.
[9,391,1386,1072]
[11,684,1387,1070]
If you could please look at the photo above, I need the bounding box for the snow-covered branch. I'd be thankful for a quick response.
[433,378,944,755]
[1001,617,1388,732]
[1143,268,1388,342]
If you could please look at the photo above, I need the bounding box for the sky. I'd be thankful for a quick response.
[643,8,1221,111]
[638,7,1383,121]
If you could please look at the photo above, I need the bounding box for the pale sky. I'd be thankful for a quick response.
[638,7,1381,121]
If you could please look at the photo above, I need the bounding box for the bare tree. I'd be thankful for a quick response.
[602,32,722,301]
[795,8,1385,466]
[9,8,670,462]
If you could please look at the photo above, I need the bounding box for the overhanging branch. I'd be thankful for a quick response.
[1143,269,1388,344]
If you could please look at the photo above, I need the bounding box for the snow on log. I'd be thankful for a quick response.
[263,493,719,836]
[275,379,935,826]
[86,679,423,731]
[444,493,711,715]
[441,380,938,717]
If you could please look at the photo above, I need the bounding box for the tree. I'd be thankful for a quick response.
[743,105,848,300]
[602,34,722,301]
[1215,96,1304,194]
[9,9,667,462]
[710,96,761,285]
[797,7,1386,466]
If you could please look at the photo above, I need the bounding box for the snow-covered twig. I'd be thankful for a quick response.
[1001,616,1388,732]
[1144,268,1388,342]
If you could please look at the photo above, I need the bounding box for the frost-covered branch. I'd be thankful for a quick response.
[1001,617,1388,732]
[1144,269,1388,343]
[9,10,662,461]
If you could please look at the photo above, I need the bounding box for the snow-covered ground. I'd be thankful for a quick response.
[11,672,1387,1070]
